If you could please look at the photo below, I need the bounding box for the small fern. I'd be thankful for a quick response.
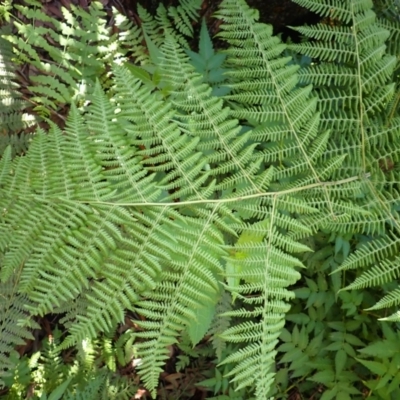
[2,328,137,399]
[0,29,35,157]
[4,0,137,116]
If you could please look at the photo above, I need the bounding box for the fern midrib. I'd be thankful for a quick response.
[62,173,367,207]
[362,178,400,234]
[139,92,206,200]
[139,204,220,389]
[185,81,262,196]
[352,7,367,174]
[164,40,262,195]
[0,174,346,205]
[240,2,335,216]
[259,194,278,393]
[90,92,149,203]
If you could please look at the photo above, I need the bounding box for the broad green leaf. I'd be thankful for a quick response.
[294,287,311,299]
[334,236,343,255]
[124,63,153,87]
[143,31,162,66]
[307,331,324,356]
[305,277,318,292]
[358,340,399,358]
[226,219,269,290]
[320,387,338,400]
[335,392,351,400]
[335,349,347,375]
[374,373,392,390]
[286,313,310,324]
[208,68,226,83]
[356,358,388,375]
[274,367,288,387]
[280,347,303,363]
[199,19,214,60]
[207,53,226,70]
[343,343,356,357]
[328,321,346,331]
[290,353,309,371]
[279,328,292,342]
[325,341,343,351]
[298,327,309,350]
[48,377,73,400]
[277,342,295,353]
[188,288,219,346]
[186,49,207,71]
[309,369,335,384]
[292,325,300,345]
[344,333,365,347]
[381,322,397,341]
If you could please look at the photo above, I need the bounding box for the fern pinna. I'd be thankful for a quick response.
[0,0,399,398]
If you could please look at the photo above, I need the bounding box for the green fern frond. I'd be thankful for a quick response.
[0,281,39,385]
[158,36,271,196]
[217,200,305,395]
[215,0,341,206]
[290,0,397,176]
[343,255,400,290]
[291,0,400,323]
[0,32,35,152]
[113,64,215,201]
[367,286,400,311]
[338,232,400,272]
[3,1,132,114]
[137,0,201,54]
[166,0,202,37]
[133,211,226,394]
[292,0,374,23]
[0,81,176,353]
[377,10,400,56]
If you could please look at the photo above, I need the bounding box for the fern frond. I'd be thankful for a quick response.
[342,255,400,290]
[158,36,272,196]
[215,0,343,213]
[0,82,176,354]
[377,12,400,56]
[0,33,35,150]
[133,211,226,395]
[216,199,305,395]
[113,64,215,201]
[291,0,400,322]
[367,286,400,311]
[0,280,39,385]
[3,1,132,113]
[137,0,201,53]
[291,0,374,23]
[166,0,202,37]
[290,0,397,175]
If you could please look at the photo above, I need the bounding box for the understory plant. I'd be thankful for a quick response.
[0,0,400,399]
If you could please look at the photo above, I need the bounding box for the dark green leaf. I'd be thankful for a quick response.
[335,349,347,375]
[199,19,214,60]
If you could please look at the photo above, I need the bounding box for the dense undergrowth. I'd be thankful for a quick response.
[0,0,400,399]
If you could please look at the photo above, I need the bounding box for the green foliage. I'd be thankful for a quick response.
[3,0,139,115]
[2,328,138,399]
[289,0,400,324]
[0,0,400,399]
[0,29,35,154]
